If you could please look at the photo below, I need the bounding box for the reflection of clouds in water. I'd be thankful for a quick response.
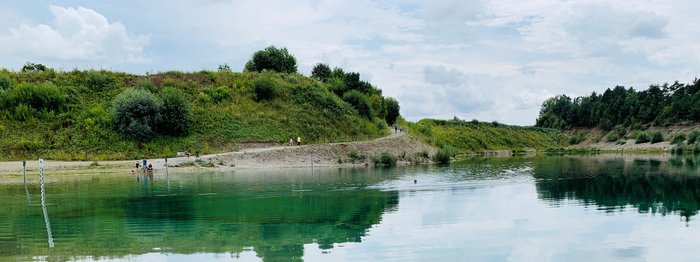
[306,156,700,261]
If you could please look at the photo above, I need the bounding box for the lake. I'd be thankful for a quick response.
[1,154,700,261]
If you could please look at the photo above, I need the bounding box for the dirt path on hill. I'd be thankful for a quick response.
[0,130,435,175]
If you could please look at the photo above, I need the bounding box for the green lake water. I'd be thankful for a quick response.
[2,154,700,261]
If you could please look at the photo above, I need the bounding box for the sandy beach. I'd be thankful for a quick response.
[0,132,435,176]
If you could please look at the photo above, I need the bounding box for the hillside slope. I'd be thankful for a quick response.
[0,69,391,160]
[407,118,568,153]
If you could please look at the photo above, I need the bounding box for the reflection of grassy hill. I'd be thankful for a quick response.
[0,171,399,261]
[0,69,389,161]
[406,118,567,153]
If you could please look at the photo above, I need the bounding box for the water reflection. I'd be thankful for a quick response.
[0,167,399,261]
[534,155,700,223]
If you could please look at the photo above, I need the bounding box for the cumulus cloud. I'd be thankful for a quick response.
[0,5,150,63]
[2,1,700,125]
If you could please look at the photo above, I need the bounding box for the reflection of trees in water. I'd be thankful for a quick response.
[534,155,700,222]
[0,171,399,261]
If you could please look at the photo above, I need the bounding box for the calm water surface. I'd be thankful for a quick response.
[1,154,700,261]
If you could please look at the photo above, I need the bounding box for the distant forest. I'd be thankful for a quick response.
[536,79,700,130]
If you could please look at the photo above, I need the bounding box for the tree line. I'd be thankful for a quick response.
[536,79,700,130]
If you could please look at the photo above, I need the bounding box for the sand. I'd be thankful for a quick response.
[0,131,435,175]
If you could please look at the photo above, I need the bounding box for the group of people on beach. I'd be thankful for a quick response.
[288,136,301,146]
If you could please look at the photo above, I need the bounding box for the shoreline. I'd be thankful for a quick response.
[0,133,435,176]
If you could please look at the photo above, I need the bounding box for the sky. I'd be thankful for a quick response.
[1,0,699,125]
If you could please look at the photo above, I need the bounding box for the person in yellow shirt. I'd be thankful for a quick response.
[297,136,301,146]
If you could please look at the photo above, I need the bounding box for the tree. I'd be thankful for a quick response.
[311,63,331,82]
[21,62,47,72]
[157,87,192,136]
[244,46,297,73]
[343,90,373,119]
[113,88,161,141]
[384,97,400,125]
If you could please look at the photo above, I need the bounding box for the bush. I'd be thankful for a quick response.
[208,86,231,103]
[432,149,452,165]
[374,152,396,167]
[253,75,279,101]
[244,45,297,73]
[605,125,626,142]
[347,150,366,163]
[650,131,664,144]
[157,87,191,136]
[0,74,11,91]
[134,79,158,93]
[112,88,161,141]
[635,132,650,144]
[343,90,373,119]
[384,97,400,125]
[568,132,586,145]
[688,129,700,144]
[0,82,67,119]
[85,70,116,91]
[671,133,686,145]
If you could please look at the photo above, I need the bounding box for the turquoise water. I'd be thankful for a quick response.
[1,154,700,261]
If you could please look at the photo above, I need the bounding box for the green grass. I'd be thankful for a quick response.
[405,118,568,153]
[0,69,388,160]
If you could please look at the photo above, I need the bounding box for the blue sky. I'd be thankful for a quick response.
[1,0,699,125]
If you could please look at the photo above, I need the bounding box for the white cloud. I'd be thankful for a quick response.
[0,5,150,64]
[2,1,700,125]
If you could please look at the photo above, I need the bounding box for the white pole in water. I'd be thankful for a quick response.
[39,159,54,248]
[23,160,30,203]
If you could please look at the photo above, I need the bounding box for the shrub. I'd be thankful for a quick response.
[432,149,452,165]
[384,97,400,125]
[568,132,586,145]
[208,86,231,103]
[85,70,116,91]
[197,93,212,104]
[0,74,11,91]
[244,45,297,73]
[688,129,700,144]
[112,88,161,141]
[650,131,664,144]
[635,132,650,144]
[671,133,686,145]
[343,90,373,119]
[253,75,279,101]
[347,150,366,163]
[134,79,158,93]
[157,87,191,136]
[605,125,626,142]
[0,82,67,119]
[417,123,432,137]
[374,152,396,167]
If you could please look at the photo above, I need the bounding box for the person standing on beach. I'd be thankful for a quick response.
[297,136,301,146]
[289,138,293,146]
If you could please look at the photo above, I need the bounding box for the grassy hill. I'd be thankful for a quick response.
[406,118,568,153]
[0,68,390,161]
